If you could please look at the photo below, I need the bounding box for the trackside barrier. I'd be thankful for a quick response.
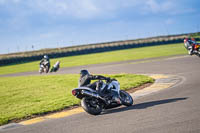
[0,37,199,66]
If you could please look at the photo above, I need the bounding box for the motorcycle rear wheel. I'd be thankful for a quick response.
[120,90,133,106]
[81,97,102,115]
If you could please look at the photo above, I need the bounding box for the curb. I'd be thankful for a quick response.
[131,74,182,99]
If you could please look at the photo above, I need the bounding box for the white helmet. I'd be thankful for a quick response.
[44,55,48,59]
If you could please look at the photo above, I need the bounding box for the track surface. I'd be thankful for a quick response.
[1,55,200,133]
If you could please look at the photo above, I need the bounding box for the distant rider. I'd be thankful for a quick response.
[40,55,50,72]
[184,38,196,55]
[79,70,110,96]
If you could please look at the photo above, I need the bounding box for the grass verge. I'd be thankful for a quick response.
[0,43,187,75]
[0,74,154,125]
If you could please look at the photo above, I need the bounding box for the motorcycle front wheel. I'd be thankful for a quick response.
[120,90,133,106]
[39,68,43,74]
[81,97,102,115]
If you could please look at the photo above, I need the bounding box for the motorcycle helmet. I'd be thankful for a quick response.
[44,55,49,59]
[184,38,188,43]
[80,69,90,77]
[191,38,195,41]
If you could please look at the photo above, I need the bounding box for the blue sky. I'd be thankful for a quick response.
[0,0,199,54]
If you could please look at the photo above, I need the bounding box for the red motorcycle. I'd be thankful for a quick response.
[184,38,200,57]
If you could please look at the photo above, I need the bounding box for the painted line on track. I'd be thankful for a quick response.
[19,107,84,125]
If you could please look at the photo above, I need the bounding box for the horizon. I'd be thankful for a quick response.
[0,0,200,54]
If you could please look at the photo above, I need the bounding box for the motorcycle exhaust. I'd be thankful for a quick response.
[81,90,99,97]
[81,90,106,103]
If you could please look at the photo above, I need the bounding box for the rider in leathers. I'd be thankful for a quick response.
[184,38,197,55]
[79,70,110,96]
[40,55,50,72]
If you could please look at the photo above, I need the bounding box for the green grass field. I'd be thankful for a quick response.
[0,74,154,125]
[0,43,187,75]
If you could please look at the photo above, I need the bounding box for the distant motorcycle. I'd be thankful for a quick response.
[72,78,133,115]
[39,61,50,74]
[184,38,200,57]
[50,61,60,72]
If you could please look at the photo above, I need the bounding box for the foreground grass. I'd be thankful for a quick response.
[0,43,187,75]
[0,74,154,125]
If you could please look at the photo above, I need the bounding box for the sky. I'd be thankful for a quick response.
[0,0,199,54]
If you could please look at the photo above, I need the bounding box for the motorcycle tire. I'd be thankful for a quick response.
[120,90,133,106]
[45,68,48,73]
[81,97,102,115]
[39,68,43,74]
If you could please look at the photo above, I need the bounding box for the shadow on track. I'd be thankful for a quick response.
[102,97,188,115]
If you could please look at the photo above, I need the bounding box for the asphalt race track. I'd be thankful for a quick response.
[1,55,200,133]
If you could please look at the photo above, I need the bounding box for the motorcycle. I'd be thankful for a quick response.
[72,78,133,115]
[184,39,200,57]
[50,61,60,73]
[39,61,50,74]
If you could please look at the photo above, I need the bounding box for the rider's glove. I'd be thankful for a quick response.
[106,77,111,82]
